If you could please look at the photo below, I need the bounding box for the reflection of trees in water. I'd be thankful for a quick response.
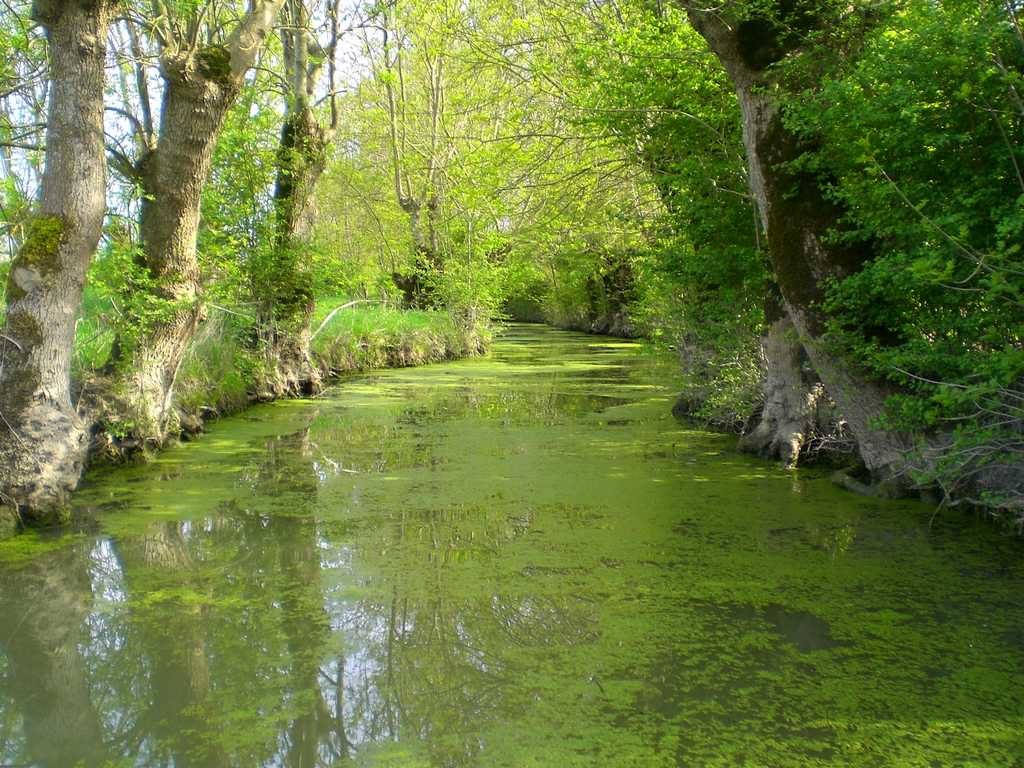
[248,427,598,765]
[247,383,636,489]
[239,415,435,479]
[394,379,633,429]
[333,590,597,766]
[329,484,598,766]
[290,378,639,480]
[262,429,352,766]
[0,540,106,767]
[0,426,596,767]
[116,522,230,768]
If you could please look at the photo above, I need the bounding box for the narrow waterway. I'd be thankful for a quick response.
[0,324,1022,767]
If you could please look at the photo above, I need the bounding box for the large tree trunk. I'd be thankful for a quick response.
[257,107,328,398]
[682,7,911,481]
[127,58,237,442]
[123,2,285,444]
[738,294,824,468]
[0,0,112,527]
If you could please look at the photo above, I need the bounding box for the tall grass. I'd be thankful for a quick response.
[3,283,489,436]
[312,299,490,376]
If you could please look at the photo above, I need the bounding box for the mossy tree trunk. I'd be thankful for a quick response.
[129,59,239,442]
[122,1,285,444]
[738,291,823,467]
[682,5,911,481]
[256,0,339,397]
[0,0,113,527]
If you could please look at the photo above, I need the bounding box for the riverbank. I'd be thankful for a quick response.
[91,303,490,459]
[0,302,489,533]
[170,304,490,429]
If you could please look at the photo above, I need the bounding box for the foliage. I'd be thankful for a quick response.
[174,311,262,417]
[561,1,767,426]
[198,84,280,309]
[782,0,1024,511]
[83,236,179,369]
[0,0,1021,515]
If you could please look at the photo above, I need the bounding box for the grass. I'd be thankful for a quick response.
[312,300,440,335]
[171,297,489,425]
[2,283,490,442]
[174,313,258,419]
[171,300,490,421]
[312,299,489,376]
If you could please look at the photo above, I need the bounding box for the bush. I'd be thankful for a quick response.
[783,1,1024,514]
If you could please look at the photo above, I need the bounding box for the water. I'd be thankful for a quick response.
[1,324,1022,767]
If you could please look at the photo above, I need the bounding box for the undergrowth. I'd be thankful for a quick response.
[2,287,490,444]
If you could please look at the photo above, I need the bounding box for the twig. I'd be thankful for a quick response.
[0,333,22,351]
[207,303,254,320]
[310,299,383,341]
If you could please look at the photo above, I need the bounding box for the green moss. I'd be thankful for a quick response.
[5,214,65,302]
[15,214,64,275]
[197,44,232,84]
[0,529,81,568]
[3,326,1022,765]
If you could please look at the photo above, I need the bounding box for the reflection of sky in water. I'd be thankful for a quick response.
[0,325,1022,767]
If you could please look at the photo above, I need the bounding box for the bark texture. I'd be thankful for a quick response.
[130,59,228,440]
[124,1,285,442]
[258,106,326,397]
[738,314,824,467]
[682,6,911,480]
[0,0,113,526]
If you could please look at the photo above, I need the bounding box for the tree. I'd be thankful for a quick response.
[0,0,115,526]
[677,1,913,480]
[367,0,448,305]
[563,1,773,432]
[255,0,342,397]
[783,0,1024,508]
[111,0,286,444]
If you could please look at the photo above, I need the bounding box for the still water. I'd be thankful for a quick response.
[1,325,1022,767]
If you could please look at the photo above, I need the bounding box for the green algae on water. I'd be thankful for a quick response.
[0,325,1022,767]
